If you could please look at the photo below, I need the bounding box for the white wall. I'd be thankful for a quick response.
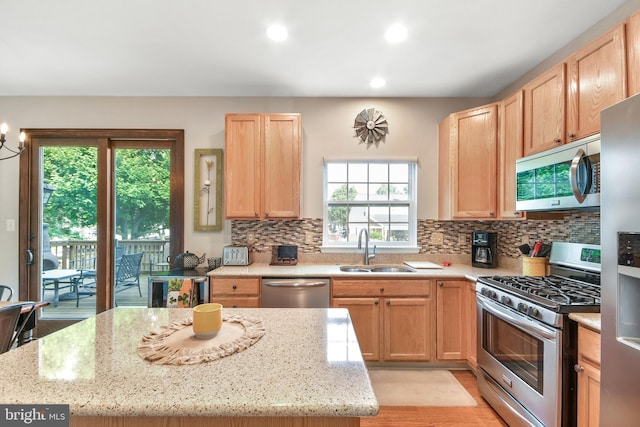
[0,96,488,289]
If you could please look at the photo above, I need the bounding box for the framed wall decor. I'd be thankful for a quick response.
[194,149,223,231]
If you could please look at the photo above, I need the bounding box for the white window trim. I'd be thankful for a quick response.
[321,160,418,253]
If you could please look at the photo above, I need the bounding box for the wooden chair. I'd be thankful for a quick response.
[0,303,35,353]
[0,285,13,301]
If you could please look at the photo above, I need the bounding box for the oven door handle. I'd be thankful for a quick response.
[478,296,557,340]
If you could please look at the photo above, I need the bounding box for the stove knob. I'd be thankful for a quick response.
[500,295,512,305]
[527,306,539,317]
[517,302,527,313]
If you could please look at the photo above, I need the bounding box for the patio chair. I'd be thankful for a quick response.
[0,285,13,301]
[114,252,144,305]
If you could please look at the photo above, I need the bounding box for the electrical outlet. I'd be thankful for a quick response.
[247,232,255,243]
[305,231,314,244]
[6,219,15,232]
[458,234,466,246]
[431,232,444,245]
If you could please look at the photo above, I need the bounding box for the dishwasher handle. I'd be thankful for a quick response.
[263,280,328,288]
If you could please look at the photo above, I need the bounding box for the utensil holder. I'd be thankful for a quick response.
[522,257,549,276]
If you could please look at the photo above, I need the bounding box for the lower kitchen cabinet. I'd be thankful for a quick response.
[576,325,601,427]
[210,277,260,308]
[465,280,478,369]
[332,279,435,362]
[436,280,467,361]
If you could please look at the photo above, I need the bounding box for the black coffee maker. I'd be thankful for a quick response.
[472,231,497,268]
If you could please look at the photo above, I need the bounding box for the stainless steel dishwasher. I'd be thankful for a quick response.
[261,277,331,308]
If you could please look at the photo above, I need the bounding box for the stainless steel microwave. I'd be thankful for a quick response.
[516,134,600,212]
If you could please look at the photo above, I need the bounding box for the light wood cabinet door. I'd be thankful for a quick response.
[576,325,601,427]
[332,297,380,361]
[524,63,566,156]
[263,114,301,218]
[498,91,525,219]
[466,282,478,369]
[383,297,432,361]
[627,10,640,96]
[224,114,262,219]
[567,23,627,141]
[224,113,301,219]
[439,104,498,219]
[436,280,466,360]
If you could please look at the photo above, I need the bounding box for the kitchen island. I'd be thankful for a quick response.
[0,307,378,427]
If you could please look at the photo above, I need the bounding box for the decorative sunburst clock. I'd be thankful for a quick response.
[354,108,389,144]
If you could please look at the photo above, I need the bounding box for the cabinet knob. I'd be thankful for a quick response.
[438,281,444,287]
[232,285,237,290]
[386,300,391,305]
[489,212,495,217]
[254,212,259,217]
[513,211,520,216]
[265,212,270,217]
[374,301,379,305]
[568,133,576,139]
[380,287,385,293]
[553,138,562,144]
[574,364,584,373]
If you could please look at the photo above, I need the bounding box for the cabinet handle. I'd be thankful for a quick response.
[380,287,385,293]
[513,211,520,216]
[232,285,237,290]
[374,301,379,305]
[489,212,495,217]
[232,304,238,308]
[553,138,562,144]
[568,133,576,139]
[386,300,391,305]
[574,364,584,373]
[438,281,444,287]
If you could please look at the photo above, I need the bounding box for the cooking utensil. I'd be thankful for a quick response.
[518,244,531,255]
[531,240,543,257]
[537,243,552,257]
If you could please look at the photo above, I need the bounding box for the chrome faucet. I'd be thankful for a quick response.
[358,229,376,265]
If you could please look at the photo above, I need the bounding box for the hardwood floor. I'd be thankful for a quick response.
[361,370,507,427]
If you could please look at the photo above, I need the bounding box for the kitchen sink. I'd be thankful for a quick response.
[339,264,417,273]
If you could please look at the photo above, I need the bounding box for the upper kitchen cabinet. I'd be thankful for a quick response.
[439,104,498,220]
[224,114,301,219]
[498,90,524,219]
[523,63,566,156]
[627,11,640,96]
[567,23,627,141]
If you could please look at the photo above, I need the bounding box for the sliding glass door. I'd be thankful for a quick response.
[19,130,184,331]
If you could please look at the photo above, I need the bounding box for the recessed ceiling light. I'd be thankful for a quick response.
[385,24,408,43]
[266,24,288,42]
[370,77,386,88]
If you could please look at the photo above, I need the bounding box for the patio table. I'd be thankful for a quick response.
[42,269,81,307]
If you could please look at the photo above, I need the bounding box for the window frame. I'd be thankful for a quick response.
[322,159,418,252]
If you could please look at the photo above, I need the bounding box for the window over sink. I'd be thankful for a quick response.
[322,160,417,251]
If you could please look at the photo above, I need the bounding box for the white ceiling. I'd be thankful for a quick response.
[0,0,630,97]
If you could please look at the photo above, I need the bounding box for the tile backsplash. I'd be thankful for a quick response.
[231,210,600,259]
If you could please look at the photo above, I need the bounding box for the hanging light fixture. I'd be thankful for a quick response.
[0,122,26,160]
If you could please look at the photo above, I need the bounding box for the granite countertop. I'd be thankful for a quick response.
[208,262,520,282]
[569,312,601,332]
[0,308,379,418]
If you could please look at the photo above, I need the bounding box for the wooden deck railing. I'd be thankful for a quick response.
[49,239,170,274]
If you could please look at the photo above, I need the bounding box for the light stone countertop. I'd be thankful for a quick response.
[569,313,601,332]
[208,262,520,282]
[0,307,379,418]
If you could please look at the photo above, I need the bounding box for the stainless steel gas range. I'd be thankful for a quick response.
[476,242,601,427]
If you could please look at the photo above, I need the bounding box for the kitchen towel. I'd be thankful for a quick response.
[368,369,477,407]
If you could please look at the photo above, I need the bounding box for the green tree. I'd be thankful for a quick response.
[42,147,170,240]
[114,149,170,239]
[328,184,357,234]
